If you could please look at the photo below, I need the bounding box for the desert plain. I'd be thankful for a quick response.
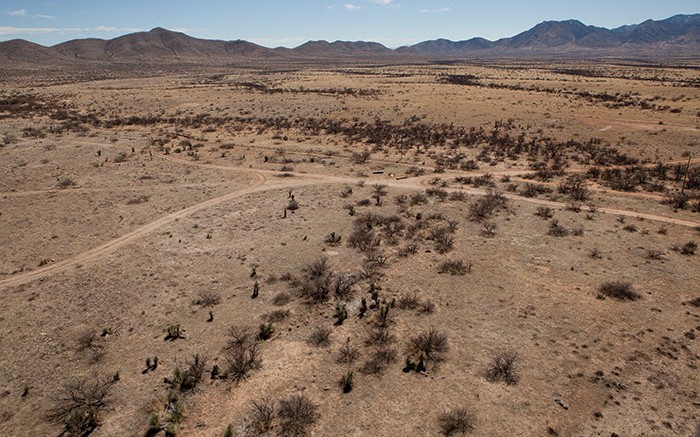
[0,61,699,437]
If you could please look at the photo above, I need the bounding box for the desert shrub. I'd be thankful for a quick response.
[410,192,428,205]
[394,194,408,204]
[249,397,275,434]
[223,326,261,382]
[547,220,568,237]
[448,191,467,202]
[672,241,697,255]
[486,352,519,385]
[170,354,207,393]
[432,227,455,253]
[76,329,99,352]
[164,324,185,341]
[559,175,590,201]
[57,177,76,188]
[468,189,505,222]
[333,272,358,300]
[277,394,319,437]
[194,290,221,307]
[481,221,497,237]
[397,293,420,310]
[535,206,554,219]
[351,150,371,164]
[398,242,418,257]
[347,226,380,254]
[272,292,293,306]
[420,300,436,314]
[589,247,602,259]
[297,257,332,302]
[263,309,290,322]
[623,224,637,233]
[258,322,274,340]
[113,151,128,163]
[426,187,449,201]
[408,328,449,362]
[339,370,355,393]
[438,260,471,275]
[520,183,550,198]
[308,325,331,347]
[438,407,475,436]
[361,346,398,374]
[372,184,388,205]
[646,250,664,260]
[48,374,116,436]
[324,231,341,246]
[337,338,360,364]
[287,199,300,210]
[598,281,640,301]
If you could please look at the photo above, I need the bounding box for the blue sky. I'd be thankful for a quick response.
[1,1,698,48]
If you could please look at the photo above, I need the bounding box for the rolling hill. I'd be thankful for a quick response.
[1,14,699,67]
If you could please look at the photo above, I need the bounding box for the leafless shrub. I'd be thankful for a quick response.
[223,326,261,382]
[438,407,475,436]
[410,192,428,205]
[337,338,360,364]
[589,247,602,259]
[249,397,275,434]
[169,354,207,393]
[194,290,221,307]
[272,291,293,306]
[535,206,554,219]
[547,220,568,237]
[672,241,697,255]
[646,250,665,260]
[468,189,505,222]
[57,177,76,188]
[48,374,115,436]
[263,309,290,323]
[351,150,371,164]
[559,175,590,201]
[361,346,398,374]
[408,328,449,362]
[397,293,420,310]
[113,151,128,163]
[287,199,300,210]
[308,326,331,347]
[448,191,467,202]
[485,352,519,385]
[426,187,449,201]
[277,394,319,437]
[432,227,455,253]
[481,221,497,237]
[394,194,408,204]
[398,242,418,257]
[420,300,436,314]
[324,231,341,246]
[598,281,640,301]
[333,272,358,300]
[438,259,471,275]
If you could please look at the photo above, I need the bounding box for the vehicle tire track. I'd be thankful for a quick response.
[0,170,269,290]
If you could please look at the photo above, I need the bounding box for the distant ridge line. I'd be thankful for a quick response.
[1,14,699,65]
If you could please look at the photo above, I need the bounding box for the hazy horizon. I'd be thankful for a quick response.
[1,0,698,48]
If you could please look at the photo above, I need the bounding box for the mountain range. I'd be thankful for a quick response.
[1,14,699,66]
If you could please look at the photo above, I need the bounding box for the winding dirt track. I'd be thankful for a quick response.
[1,153,698,290]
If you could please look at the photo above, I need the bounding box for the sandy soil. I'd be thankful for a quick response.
[0,62,699,437]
